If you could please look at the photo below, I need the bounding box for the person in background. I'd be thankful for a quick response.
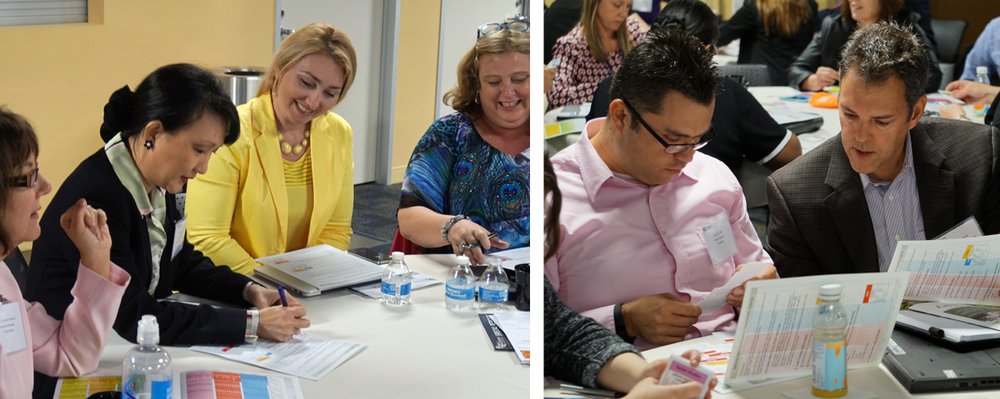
[0,107,129,398]
[938,80,1000,127]
[718,0,818,86]
[27,64,309,346]
[768,23,1000,278]
[548,29,777,350]
[186,23,357,275]
[788,0,941,92]
[815,0,936,53]
[396,24,529,265]
[544,154,715,399]
[547,0,648,108]
[589,0,803,173]
[960,16,1000,83]
[545,0,584,64]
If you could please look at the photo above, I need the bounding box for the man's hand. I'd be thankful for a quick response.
[622,293,701,345]
[726,263,778,311]
[257,306,310,342]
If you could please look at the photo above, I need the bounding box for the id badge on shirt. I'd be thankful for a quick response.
[172,216,187,261]
[0,299,28,355]
[702,215,737,267]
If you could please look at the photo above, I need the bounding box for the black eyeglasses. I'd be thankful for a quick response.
[477,19,529,39]
[8,167,39,189]
[621,99,715,154]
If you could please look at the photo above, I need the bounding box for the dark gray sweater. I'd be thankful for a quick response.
[545,278,639,388]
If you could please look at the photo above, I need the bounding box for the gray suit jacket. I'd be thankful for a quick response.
[767,118,1000,277]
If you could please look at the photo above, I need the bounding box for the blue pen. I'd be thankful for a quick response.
[277,284,289,307]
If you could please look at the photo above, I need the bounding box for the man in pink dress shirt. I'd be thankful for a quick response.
[546,29,777,350]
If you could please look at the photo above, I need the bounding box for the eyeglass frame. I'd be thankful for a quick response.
[477,19,529,39]
[8,167,39,189]
[620,98,715,154]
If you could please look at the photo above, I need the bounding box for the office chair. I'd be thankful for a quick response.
[931,19,967,64]
[719,64,772,87]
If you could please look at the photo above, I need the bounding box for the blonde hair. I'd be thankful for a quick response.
[581,0,634,62]
[444,30,530,119]
[257,22,358,104]
[757,0,812,38]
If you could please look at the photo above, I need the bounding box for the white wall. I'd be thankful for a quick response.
[434,0,521,119]
[279,0,385,184]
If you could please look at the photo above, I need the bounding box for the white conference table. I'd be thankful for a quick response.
[89,255,529,398]
[544,334,1000,398]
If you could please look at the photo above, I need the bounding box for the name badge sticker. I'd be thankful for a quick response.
[0,300,27,355]
[702,215,737,267]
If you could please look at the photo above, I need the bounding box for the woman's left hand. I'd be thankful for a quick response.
[447,219,509,264]
[61,198,112,280]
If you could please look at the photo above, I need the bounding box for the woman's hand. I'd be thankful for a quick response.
[247,284,302,309]
[447,219,509,264]
[257,305,310,342]
[61,198,112,280]
[945,80,1000,104]
[801,67,839,91]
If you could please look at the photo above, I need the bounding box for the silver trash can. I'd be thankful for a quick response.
[216,67,266,105]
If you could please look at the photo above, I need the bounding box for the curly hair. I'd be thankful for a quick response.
[444,29,529,119]
[257,22,358,104]
[0,107,39,255]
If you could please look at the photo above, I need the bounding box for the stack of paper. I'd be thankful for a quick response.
[190,332,366,381]
[54,371,304,399]
[491,312,530,365]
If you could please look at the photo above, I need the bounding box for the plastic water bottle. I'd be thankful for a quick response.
[477,259,509,311]
[812,284,848,398]
[122,315,172,399]
[445,255,476,311]
[975,66,991,85]
[381,251,412,306]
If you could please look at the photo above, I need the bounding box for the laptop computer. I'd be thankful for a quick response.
[767,108,824,134]
[883,329,1000,393]
[254,245,385,297]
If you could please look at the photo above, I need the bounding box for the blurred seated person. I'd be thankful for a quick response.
[960,16,999,82]
[27,64,309,346]
[768,23,1000,278]
[397,24,529,265]
[547,0,648,108]
[588,0,802,173]
[815,0,936,52]
[789,0,941,92]
[547,28,777,350]
[544,154,714,399]
[718,0,818,86]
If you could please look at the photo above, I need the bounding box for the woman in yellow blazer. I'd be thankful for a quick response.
[186,23,357,274]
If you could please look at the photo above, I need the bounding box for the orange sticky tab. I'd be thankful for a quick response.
[864,284,872,304]
[963,245,973,259]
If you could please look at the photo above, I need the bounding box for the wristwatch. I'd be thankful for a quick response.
[440,214,467,241]
[245,309,259,344]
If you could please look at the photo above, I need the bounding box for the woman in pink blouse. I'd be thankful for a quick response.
[0,107,129,398]
[547,0,647,108]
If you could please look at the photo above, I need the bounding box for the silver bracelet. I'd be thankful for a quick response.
[440,214,467,241]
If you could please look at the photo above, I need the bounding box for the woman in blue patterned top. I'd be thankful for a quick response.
[397,24,529,265]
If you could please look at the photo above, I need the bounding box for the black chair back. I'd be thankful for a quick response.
[719,64,772,87]
[931,19,967,64]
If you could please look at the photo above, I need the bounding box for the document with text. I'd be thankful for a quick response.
[887,234,1000,304]
[725,272,908,383]
[190,332,366,381]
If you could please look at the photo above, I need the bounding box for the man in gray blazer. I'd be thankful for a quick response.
[767,22,1000,278]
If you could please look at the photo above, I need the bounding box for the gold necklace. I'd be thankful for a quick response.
[280,129,310,155]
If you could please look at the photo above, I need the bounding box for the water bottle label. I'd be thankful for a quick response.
[151,380,172,399]
[479,287,508,303]
[812,339,846,391]
[446,284,475,300]
[381,281,411,296]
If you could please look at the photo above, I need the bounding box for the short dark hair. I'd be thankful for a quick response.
[839,22,929,109]
[100,63,239,145]
[652,0,720,48]
[0,107,40,255]
[609,28,718,125]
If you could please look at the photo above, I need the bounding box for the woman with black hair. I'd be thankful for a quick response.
[27,63,310,346]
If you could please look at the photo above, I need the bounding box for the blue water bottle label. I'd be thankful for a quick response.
[446,284,475,300]
[381,281,412,296]
[399,282,411,296]
[813,339,846,391]
[479,287,508,303]
[151,379,172,399]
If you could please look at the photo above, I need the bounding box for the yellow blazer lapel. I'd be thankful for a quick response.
[249,95,289,245]
[307,113,333,244]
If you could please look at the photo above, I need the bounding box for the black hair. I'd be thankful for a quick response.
[544,153,562,261]
[839,22,930,110]
[100,63,239,145]
[652,0,720,48]
[0,107,40,255]
[609,28,718,122]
